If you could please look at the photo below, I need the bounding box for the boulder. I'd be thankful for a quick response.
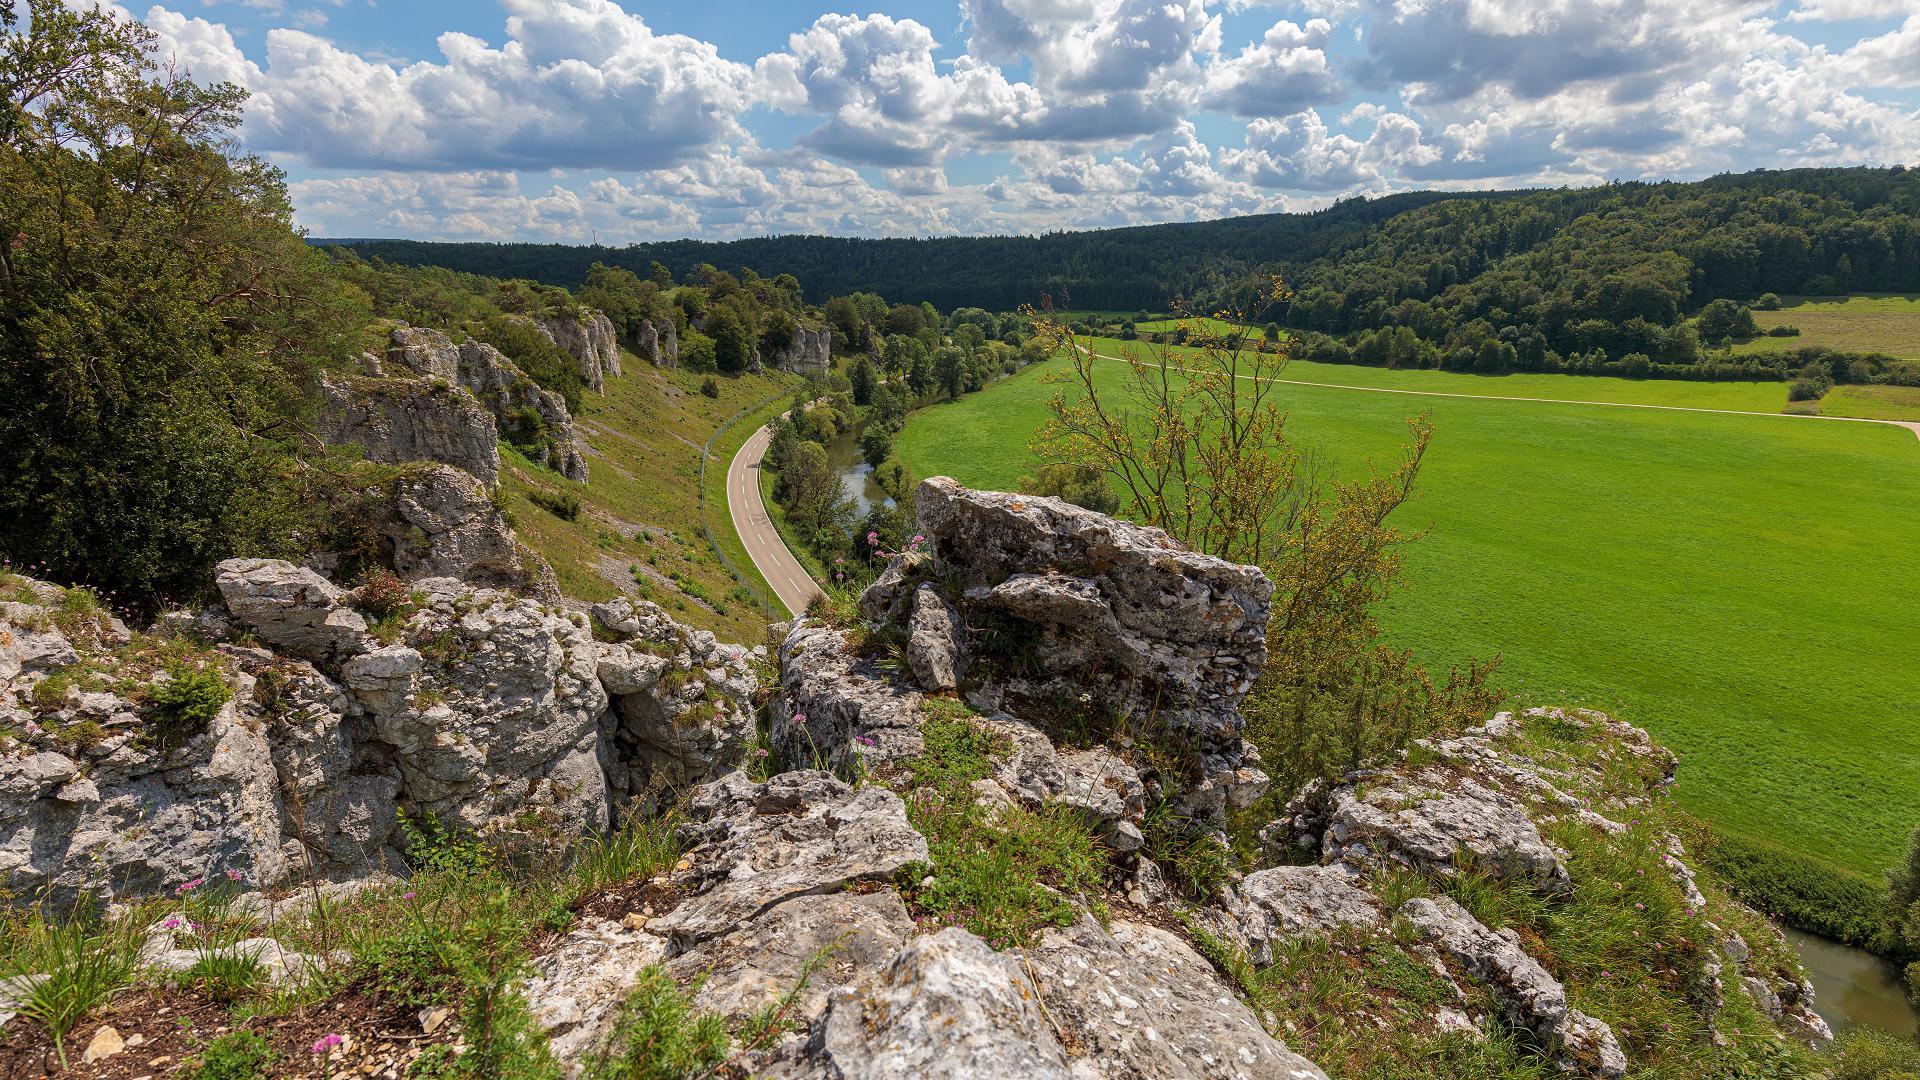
[214,559,368,663]
[1400,896,1626,1079]
[669,889,914,1027]
[524,917,669,1067]
[315,371,500,486]
[1323,771,1571,893]
[379,465,556,598]
[770,928,1074,1080]
[534,309,620,392]
[776,623,925,773]
[976,715,1145,850]
[635,318,678,368]
[904,584,967,692]
[1230,864,1384,964]
[1022,915,1331,1080]
[650,770,927,952]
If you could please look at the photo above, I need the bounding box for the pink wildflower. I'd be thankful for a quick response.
[175,877,204,896]
[402,891,416,901]
[311,1033,344,1054]
[224,869,243,882]
[791,711,808,727]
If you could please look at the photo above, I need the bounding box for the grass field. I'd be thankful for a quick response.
[1738,294,1920,358]
[1817,383,1920,422]
[504,355,801,641]
[894,349,1920,882]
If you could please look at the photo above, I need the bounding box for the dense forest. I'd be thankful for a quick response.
[338,167,1920,381]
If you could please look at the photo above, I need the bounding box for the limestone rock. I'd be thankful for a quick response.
[386,328,588,483]
[771,927,1074,1080]
[591,598,755,809]
[380,465,555,598]
[1400,896,1626,1078]
[770,326,831,374]
[669,889,914,1028]
[911,476,1271,748]
[635,318,678,368]
[651,771,927,951]
[215,559,368,663]
[904,584,967,692]
[777,623,924,773]
[1231,864,1384,963]
[1023,915,1330,1080]
[1324,770,1571,893]
[315,370,500,486]
[534,309,620,392]
[978,715,1145,848]
[524,917,669,1067]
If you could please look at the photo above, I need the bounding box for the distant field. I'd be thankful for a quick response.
[1818,383,1920,422]
[896,350,1920,881]
[1738,294,1920,358]
[1083,337,1792,412]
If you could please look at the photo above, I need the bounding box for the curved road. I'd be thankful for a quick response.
[728,422,825,617]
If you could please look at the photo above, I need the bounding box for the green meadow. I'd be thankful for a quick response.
[1740,293,1920,358]
[894,348,1920,881]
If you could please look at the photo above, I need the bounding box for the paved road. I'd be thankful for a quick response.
[727,422,825,617]
[1082,346,1920,443]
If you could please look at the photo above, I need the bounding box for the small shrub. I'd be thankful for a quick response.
[355,567,413,619]
[188,1029,279,1080]
[589,966,729,1080]
[529,488,582,522]
[149,661,234,749]
[399,810,495,879]
[1768,324,1801,337]
[699,377,720,399]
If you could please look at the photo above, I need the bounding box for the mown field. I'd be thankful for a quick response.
[1739,294,1920,358]
[1819,383,1920,422]
[894,346,1920,882]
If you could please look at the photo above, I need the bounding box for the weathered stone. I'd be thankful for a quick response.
[380,465,556,598]
[670,889,914,1028]
[1324,771,1571,894]
[1400,896,1626,1078]
[771,927,1073,1080]
[975,715,1146,847]
[215,559,368,663]
[651,771,927,951]
[777,623,924,773]
[315,371,500,486]
[386,328,588,482]
[904,584,967,692]
[1023,915,1331,1080]
[769,326,831,374]
[524,917,669,1068]
[592,598,755,809]
[635,318,678,368]
[912,476,1271,750]
[534,309,620,392]
[1232,864,1384,963]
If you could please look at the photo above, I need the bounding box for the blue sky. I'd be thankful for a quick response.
[86,0,1920,241]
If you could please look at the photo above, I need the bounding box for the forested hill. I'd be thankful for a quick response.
[324,189,1498,311]
[330,167,1920,317]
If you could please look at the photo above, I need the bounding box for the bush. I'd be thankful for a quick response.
[528,488,582,521]
[1687,819,1891,951]
[355,567,412,618]
[477,314,585,413]
[188,1030,278,1080]
[1768,324,1801,337]
[149,661,234,748]
[699,377,720,399]
[1829,1029,1920,1079]
[1754,292,1784,310]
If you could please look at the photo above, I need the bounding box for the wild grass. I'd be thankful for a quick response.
[1820,383,1920,422]
[893,341,1920,892]
[0,901,148,1067]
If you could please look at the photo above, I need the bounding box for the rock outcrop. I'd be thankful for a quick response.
[764,326,831,374]
[1401,896,1627,1078]
[377,465,556,597]
[0,560,757,903]
[635,318,679,368]
[533,309,620,391]
[387,327,588,482]
[316,371,500,486]
[857,477,1272,823]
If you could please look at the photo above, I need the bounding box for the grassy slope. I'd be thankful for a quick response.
[502,354,801,642]
[1740,294,1920,358]
[894,351,1920,878]
[1819,384,1920,422]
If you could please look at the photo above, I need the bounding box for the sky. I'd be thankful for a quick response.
[69,0,1920,241]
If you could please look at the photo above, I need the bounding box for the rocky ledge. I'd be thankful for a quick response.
[0,479,1835,1078]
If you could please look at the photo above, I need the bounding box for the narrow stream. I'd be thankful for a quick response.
[1786,929,1919,1037]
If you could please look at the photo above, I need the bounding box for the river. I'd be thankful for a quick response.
[1788,929,1918,1037]
[824,425,894,520]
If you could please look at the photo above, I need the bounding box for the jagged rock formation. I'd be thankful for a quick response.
[857,477,1272,823]
[532,309,620,392]
[0,563,754,904]
[761,325,830,373]
[316,371,501,486]
[634,318,679,367]
[387,327,588,482]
